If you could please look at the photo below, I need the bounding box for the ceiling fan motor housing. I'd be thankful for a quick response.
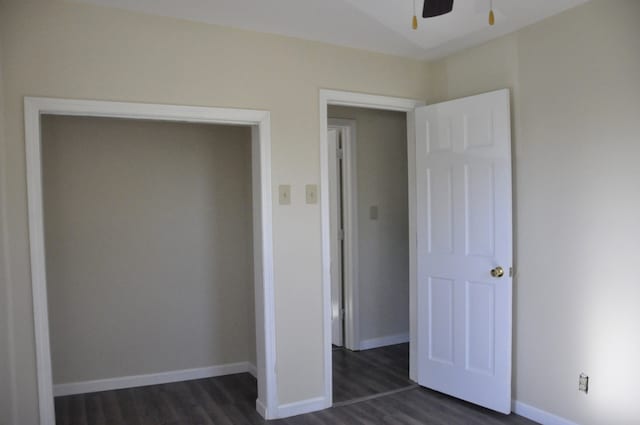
[422,0,454,18]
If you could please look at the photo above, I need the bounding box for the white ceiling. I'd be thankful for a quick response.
[75,0,589,60]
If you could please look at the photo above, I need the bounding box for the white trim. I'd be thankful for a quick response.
[406,108,418,382]
[24,98,55,423]
[512,400,580,425]
[276,396,328,419]
[358,333,410,351]
[321,90,424,112]
[23,97,278,424]
[327,119,358,351]
[247,362,258,378]
[256,398,268,419]
[53,362,257,397]
[319,89,425,409]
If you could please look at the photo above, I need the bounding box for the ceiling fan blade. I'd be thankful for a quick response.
[422,0,454,18]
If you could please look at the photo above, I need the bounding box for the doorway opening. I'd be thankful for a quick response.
[321,89,513,414]
[24,97,278,424]
[328,107,413,403]
[42,116,260,422]
[320,90,425,408]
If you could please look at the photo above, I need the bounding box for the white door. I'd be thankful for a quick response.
[328,128,344,346]
[415,89,513,413]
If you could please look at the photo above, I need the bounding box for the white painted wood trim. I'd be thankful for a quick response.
[321,89,425,112]
[247,362,258,378]
[24,97,56,425]
[256,398,268,419]
[319,94,334,410]
[53,362,257,397]
[512,400,580,425]
[406,109,418,383]
[327,119,359,352]
[276,396,328,419]
[359,333,410,351]
[319,89,425,409]
[23,96,277,424]
[251,118,280,419]
[24,97,269,125]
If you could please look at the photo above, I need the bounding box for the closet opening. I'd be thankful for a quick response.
[24,98,277,424]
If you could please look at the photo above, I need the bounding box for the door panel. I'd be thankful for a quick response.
[464,163,495,257]
[427,167,454,254]
[428,277,454,365]
[415,89,512,414]
[465,280,495,375]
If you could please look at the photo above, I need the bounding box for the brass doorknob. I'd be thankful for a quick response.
[490,266,504,278]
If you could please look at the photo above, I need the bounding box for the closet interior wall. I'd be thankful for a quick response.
[41,115,256,386]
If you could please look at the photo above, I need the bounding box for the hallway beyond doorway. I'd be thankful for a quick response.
[332,343,412,404]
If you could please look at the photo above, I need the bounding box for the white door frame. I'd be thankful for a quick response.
[327,119,357,350]
[319,89,425,406]
[23,97,279,424]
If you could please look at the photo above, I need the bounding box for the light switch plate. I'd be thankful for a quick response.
[279,185,291,205]
[305,184,318,204]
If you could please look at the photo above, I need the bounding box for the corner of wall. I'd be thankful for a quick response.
[424,59,449,103]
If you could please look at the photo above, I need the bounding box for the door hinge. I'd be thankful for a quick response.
[338,228,345,240]
[337,148,344,160]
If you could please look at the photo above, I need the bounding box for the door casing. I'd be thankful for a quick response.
[24,97,279,423]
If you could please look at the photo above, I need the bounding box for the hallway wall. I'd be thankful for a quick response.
[328,106,409,348]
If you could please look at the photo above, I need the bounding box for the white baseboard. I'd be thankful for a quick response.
[247,362,257,378]
[276,396,329,419]
[256,398,269,419]
[359,332,410,350]
[53,361,257,397]
[512,400,579,425]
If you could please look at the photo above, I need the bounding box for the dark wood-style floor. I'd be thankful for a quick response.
[332,343,413,403]
[55,344,538,425]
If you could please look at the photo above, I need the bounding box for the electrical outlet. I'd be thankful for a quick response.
[579,373,589,393]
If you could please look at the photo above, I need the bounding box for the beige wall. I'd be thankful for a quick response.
[5,0,637,423]
[0,0,430,422]
[328,106,409,345]
[430,1,640,423]
[41,116,255,384]
[0,30,15,425]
